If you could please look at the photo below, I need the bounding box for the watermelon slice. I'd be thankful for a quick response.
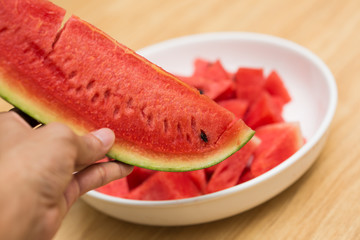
[0,0,254,171]
[250,122,304,177]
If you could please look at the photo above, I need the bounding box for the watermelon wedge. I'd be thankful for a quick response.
[264,71,291,104]
[250,122,304,177]
[0,0,254,171]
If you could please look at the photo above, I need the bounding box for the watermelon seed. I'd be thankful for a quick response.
[124,97,134,115]
[104,89,111,101]
[23,46,31,54]
[200,130,208,143]
[186,134,192,143]
[68,70,77,79]
[198,89,204,94]
[113,106,120,119]
[140,106,147,119]
[91,92,100,103]
[86,79,96,90]
[163,119,168,133]
[126,97,133,108]
[75,86,82,94]
[64,56,73,64]
[177,123,183,136]
[147,114,154,128]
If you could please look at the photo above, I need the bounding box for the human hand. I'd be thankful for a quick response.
[0,111,133,240]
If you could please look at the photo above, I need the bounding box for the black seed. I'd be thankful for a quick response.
[198,88,204,94]
[200,130,208,143]
[68,70,77,79]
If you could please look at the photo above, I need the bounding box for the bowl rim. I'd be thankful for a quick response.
[85,31,338,207]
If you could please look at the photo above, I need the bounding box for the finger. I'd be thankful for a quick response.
[0,111,32,152]
[75,128,115,170]
[9,108,41,128]
[33,123,115,171]
[64,161,133,207]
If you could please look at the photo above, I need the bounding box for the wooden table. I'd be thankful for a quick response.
[1,0,359,239]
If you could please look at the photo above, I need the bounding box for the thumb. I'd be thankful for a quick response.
[75,128,115,170]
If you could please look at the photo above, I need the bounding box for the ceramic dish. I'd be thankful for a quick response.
[82,32,337,226]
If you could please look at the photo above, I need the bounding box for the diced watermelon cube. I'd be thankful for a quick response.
[250,122,304,177]
[217,99,249,120]
[96,178,129,197]
[264,71,291,104]
[244,91,283,129]
[206,138,259,193]
[178,59,234,100]
[193,58,210,77]
[127,172,201,200]
[214,81,236,101]
[235,68,264,103]
[193,59,230,81]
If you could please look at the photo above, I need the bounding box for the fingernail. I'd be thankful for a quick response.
[91,128,115,147]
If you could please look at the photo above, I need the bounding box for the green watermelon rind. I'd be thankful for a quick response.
[107,127,255,172]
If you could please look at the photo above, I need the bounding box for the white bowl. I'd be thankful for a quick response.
[82,32,337,226]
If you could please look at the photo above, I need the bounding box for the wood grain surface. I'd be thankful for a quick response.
[1,0,359,239]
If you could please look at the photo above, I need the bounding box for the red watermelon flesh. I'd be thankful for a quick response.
[179,59,234,100]
[96,178,129,198]
[204,164,218,179]
[238,167,255,184]
[250,122,304,177]
[264,71,291,104]
[126,166,156,190]
[206,137,260,193]
[217,99,249,120]
[213,81,236,102]
[235,68,264,103]
[126,172,201,200]
[193,59,230,80]
[244,91,284,129]
[185,169,207,193]
[0,0,254,172]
